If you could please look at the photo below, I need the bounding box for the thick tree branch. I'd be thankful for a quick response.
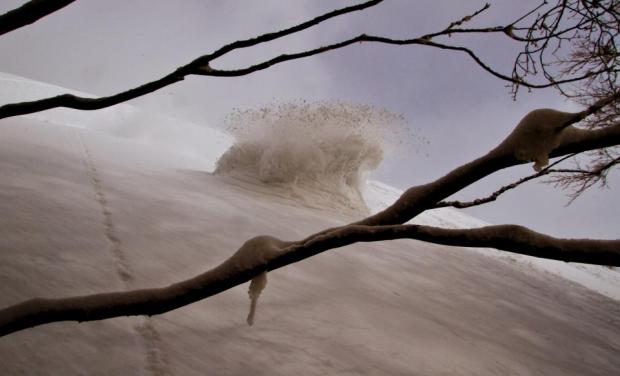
[358,108,620,226]
[293,224,620,268]
[0,0,76,37]
[1,222,617,337]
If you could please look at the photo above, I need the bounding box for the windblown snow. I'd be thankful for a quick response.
[215,101,404,215]
[1,73,619,375]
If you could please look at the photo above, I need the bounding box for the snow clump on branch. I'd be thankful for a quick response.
[220,235,290,326]
[498,109,580,171]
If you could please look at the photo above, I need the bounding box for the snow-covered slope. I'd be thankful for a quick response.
[1,74,619,375]
[0,72,232,171]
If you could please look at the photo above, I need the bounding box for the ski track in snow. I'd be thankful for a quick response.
[77,132,133,284]
[76,130,171,376]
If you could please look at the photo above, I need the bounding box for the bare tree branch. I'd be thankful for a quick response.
[0,34,517,119]
[434,154,579,209]
[0,35,590,119]
[547,153,620,203]
[434,171,550,209]
[1,222,617,337]
[0,0,386,119]
[0,1,599,119]
[193,0,383,63]
[0,72,187,118]
[0,0,76,37]
[507,0,620,96]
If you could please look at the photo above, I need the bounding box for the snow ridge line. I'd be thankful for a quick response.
[75,131,171,376]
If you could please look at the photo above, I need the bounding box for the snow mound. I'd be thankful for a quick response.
[215,101,406,215]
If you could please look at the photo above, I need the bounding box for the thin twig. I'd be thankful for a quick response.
[434,153,579,209]
[0,1,592,119]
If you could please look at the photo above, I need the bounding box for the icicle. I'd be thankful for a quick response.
[246,271,268,326]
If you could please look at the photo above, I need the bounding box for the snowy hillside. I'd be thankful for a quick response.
[1,73,619,375]
[0,72,232,171]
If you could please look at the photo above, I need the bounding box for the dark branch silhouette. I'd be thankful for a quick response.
[0,0,386,119]
[357,101,620,227]
[435,154,579,209]
[507,0,620,96]
[547,154,620,204]
[0,0,76,37]
[0,1,606,119]
[1,221,618,337]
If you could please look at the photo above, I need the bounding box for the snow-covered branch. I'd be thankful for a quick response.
[0,0,76,37]
[1,221,618,337]
[294,224,620,267]
[359,105,620,226]
[0,235,291,337]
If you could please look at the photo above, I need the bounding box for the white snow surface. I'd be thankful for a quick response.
[1,74,619,375]
[0,72,232,172]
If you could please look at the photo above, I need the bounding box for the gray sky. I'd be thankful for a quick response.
[0,0,617,238]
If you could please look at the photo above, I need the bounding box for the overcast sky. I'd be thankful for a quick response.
[0,0,617,239]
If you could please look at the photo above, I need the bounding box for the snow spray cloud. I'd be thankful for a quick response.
[215,100,408,215]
